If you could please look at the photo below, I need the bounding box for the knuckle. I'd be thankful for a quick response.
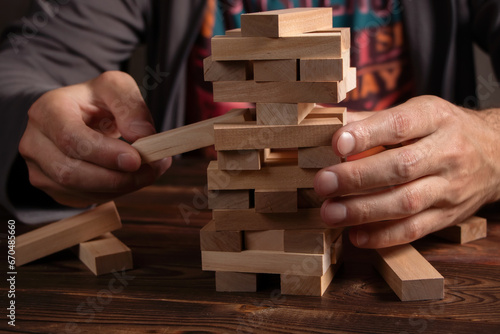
[349,165,366,189]
[403,219,422,242]
[388,110,412,140]
[97,71,133,86]
[400,186,424,214]
[394,149,419,180]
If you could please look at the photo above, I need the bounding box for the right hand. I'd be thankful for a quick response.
[19,71,171,207]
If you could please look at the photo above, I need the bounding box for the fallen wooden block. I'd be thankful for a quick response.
[254,59,298,82]
[217,149,261,171]
[298,146,341,168]
[244,230,285,251]
[375,244,444,301]
[256,102,315,125]
[280,262,342,296]
[254,189,297,213]
[202,249,331,276]
[208,190,251,210]
[241,8,333,37]
[300,49,350,82]
[216,271,258,292]
[200,220,242,252]
[284,228,342,254]
[214,118,343,151]
[213,208,329,231]
[16,202,121,266]
[432,216,487,244]
[132,108,254,163]
[75,232,132,276]
[203,56,252,82]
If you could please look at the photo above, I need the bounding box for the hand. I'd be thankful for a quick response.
[314,96,500,248]
[19,71,171,207]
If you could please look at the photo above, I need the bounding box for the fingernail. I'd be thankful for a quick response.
[315,171,338,195]
[356,230,369,246]
[129,121,155,137]
[338,132,355,156]
[324,202,346,225]
[117,153,139,171]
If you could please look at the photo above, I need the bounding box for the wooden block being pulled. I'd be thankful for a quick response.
[214,118,342,151]
[306,107,346,124]
[256,103,315,125]
[216,271,258,292]
[202,249,330,276]
[213,208,329,231]
[132,108,254,163]
[300,49,350,82]
[241,8,332,38]
[208,190,251,210]
[203,56,252,82]
[75,232,132,276]
[432,216,487,244]
[254,59,297,82]
[217,150,261,171]
[298,146,341,168]
[254,189,297,213]
[244,230,285,251]
[16,202,121,266]
[375,244,444,301]
[207,160,317,191]
[297,188,325,208]
[213,80,347,103]
[280,262,342,296]
[284,228,342,254]
[200,220,242,252]
[211,32,344,61]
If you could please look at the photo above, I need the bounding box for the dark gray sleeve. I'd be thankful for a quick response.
[0,0,151,222]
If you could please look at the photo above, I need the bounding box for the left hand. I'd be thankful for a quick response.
[314,95,500,248]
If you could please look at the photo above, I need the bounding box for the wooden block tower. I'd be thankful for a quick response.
[200,8,356,296]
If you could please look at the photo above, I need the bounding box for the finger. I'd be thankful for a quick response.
[332,96,447,157]
[346,111,374,123]
[319,176,448,227]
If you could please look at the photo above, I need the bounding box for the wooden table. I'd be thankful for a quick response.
[2,158,500,333]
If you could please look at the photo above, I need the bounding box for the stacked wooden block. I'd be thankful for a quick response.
[200,8,355,296]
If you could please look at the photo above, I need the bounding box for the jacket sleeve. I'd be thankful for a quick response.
[0,0,150,222]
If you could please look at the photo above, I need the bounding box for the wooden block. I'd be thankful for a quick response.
[300,49,350,82]
[254,59,298,82]
[75,232,133,276]
[216,271,258,292]
[213,80,347,103]
[200,220,242,252]
[284,228,343,254]
[132,108,254,163]
[202,249,330,276]
[280,262,342,296]
[256,103,315,125]
[433,216,487,244]
[331,232,343,265]
[207,160,317,191]
[254,189,297,213]
[346,67,357,92]
[241,8,332,38]
[225,28,241,37]
[16,202,121,266]
[297,188,325,208]
[217,150,261,171]
[244,230,285,251]
[214,118,342,151]
[375,244,444,301]
[307,27,350,49]
[298,146,341,168]
[306,107,346,125]
[263,148,298,164]
[213,208,330,231]
[211,32,344,61]
[208,190,251,210]
[203,56,251,82]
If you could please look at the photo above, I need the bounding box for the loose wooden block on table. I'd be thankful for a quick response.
[75,232,132,276]
[214,118,342,151]
[375,244,444,301]
[215,271,258,292]
[244,230,285,251]
[203,56,252,82]
[211,32,345,61]
[207,160,317,191]
[213,80,347,103]
[16,202,121,267]
[300,49,350,82]
[432,216,487,244]
[306,106,346,124]
[284,228,343,254]
[297,188,325,208]
[217,150,261,171]
[254,189,297,213]
[202,249,330,276]
[132,108,254,163]
[240,8,333,37]
[256,103,315,125]
[200,220,242,252]
[254,59,297,82]
[208,190,251,209]
[213,208,330,231]
[280,262,342,296]
[298,146,341,168]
